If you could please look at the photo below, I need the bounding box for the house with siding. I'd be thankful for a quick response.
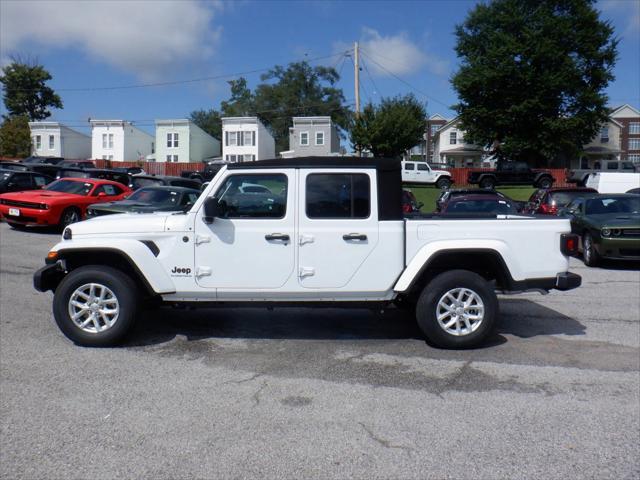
[155,119,220,163]
[576,118,623,169]
[221,117,275,162]
[90,120,154,162]
[432,117,493,168]
[609,104,640,164]
[280,116,341,158]
[29,122,91,159]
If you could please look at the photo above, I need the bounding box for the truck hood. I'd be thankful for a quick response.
[70,212,176,235]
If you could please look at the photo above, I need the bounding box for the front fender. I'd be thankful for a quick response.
[50,238,176,294]
[394,240,516,292]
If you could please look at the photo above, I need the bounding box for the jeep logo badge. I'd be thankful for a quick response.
[171,267,192,275]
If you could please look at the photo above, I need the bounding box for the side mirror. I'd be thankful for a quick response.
[203,197,220,224]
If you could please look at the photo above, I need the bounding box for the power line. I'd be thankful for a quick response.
[359,48,451,109]
[5,51,352,93]
[360,56,381,100]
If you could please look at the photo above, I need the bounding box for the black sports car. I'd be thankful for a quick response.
[86,186,201,217]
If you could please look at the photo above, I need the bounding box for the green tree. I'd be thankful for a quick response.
[0,59,63,120]
[0,115,32,157]
[220,78,256,118]
[350,94,426,158]
[452,0,617,166]
[189,108,222,140]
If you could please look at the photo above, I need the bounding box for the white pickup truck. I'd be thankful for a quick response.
[34,158,581,349]
[401,160,453,189]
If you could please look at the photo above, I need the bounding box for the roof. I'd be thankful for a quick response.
[226,156,401,171]
[136,185,200,193]
[610,104,640,118]
[58,177,126,186]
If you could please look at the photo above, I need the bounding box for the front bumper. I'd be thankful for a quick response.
[596,237,640,261]
[0,206,55,226]
[33,263,65,292]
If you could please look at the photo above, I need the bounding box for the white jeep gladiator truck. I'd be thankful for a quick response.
[34,158,581,349]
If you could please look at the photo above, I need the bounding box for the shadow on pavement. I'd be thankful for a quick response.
[125,298,585,348]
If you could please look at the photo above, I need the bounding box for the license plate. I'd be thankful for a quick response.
[8,208,20,216]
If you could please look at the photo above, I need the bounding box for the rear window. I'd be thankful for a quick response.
[132,177,164,189]
[306,173,370,219]
[448,199,516,214]
[548,191,595,207]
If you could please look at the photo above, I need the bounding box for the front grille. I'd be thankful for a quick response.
[622,229,640,238]
[619,249,640,257]
[0,199,45,209]
[4,214,37,222]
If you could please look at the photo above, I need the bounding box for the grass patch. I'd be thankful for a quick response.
[406,185,536,213]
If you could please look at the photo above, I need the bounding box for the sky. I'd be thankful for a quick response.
[1,0,639,141]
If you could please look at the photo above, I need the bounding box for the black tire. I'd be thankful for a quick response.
[415,270,498,349]
[436,177,452,190]
[59,207,81,228]
[479,177,495,190]
[582,232,600,267]
[537,177,553,189]
[53,266,139,347]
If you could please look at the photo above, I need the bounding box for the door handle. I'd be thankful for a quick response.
[265,233,290,242]
[343,233,367,241]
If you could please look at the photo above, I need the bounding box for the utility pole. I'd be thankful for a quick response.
[354,41,360,117]
[354,41,361,156]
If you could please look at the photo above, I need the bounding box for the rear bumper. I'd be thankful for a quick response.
[509,272,581,293]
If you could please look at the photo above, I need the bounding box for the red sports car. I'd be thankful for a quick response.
[0,178,131,229]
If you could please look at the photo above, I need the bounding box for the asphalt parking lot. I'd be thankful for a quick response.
[1,221,639,479]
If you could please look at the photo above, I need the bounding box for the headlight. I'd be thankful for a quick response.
[601,228,611,237]
[612,229,621,236]
[63,228,72,240]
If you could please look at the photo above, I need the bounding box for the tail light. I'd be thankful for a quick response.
[539,203,558,215]
[561,233,579,256]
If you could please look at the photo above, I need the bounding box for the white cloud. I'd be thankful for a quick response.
[355,27,449,77]
[599,0,640,35]
[0,0,223,80]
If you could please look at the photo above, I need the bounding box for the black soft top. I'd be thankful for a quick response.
[227,156,403,221]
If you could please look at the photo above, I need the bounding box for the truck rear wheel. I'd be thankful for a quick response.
[53,266,139,347]
[436,177,452,190]
[415,270,498,349]
[537,177,553,189]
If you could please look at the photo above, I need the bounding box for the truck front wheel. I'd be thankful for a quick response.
[479,177,495,190]
[415,270,498,349]
[53,266,139,347]
[537,177,553,189]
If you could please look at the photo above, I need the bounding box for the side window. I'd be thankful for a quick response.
[12,173,33,188]
[606,162,618,170]
[213,174,287,219]
[33,175,49,187]
[417,164,429,171]
[306,173,370,219]
[404,163,415,171]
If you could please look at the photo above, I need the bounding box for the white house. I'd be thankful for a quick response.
[432,117,490,168]
[222,117,275,162]
[280,116,341,158]
[28,122,91,159]
[155,119,220,163]
[576,118,623,169]
[90,120,154,162]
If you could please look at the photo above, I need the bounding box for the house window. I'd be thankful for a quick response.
[35,135,41,149]
[226,154,237,163]
[628,154,640,164]
[300,131,309,146]
[449,131,457,145]
[167,133,178,148]
[629,139,640,150]
[107,134,114,149]
[243,131,254,146]
[430,125,440,135]
[151,142,155,154]
[102,134,107,148]
[600,126,609,143]
[49,135,55,149]
[629,123,640,134]
[315,131,325,145]
[244,154,255,162]
[102,155,108,160]
[226,131,237,146]
[166,155,178,162]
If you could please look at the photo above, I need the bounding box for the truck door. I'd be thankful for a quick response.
[297,170,379,288]
[402,161,416,182]
[194,171,295,289]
